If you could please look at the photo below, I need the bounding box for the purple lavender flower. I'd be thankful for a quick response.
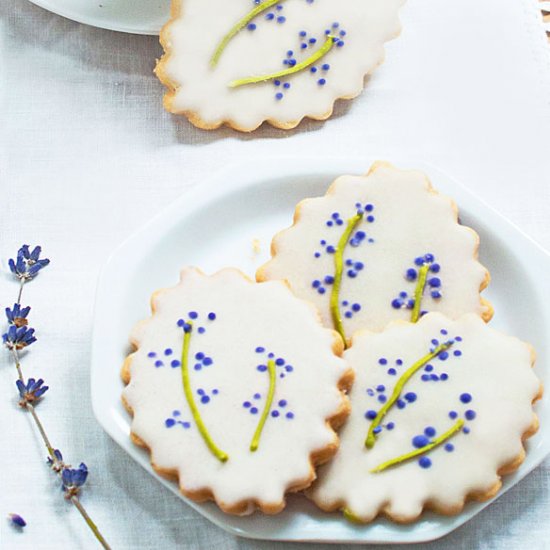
[5,303,31,328]
[47,448,65,472]
[3,325,37,350]
[16,377,49,406]
[62,463,88,498]
[8,245,50,281]
[8,513,27,528]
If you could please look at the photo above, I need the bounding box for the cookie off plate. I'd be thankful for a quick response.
[90,158,550,544]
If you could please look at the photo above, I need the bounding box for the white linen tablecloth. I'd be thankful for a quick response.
[1,0,550,548]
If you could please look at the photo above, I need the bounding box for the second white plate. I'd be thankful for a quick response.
[91,158,550,544]
[27,0,170,35]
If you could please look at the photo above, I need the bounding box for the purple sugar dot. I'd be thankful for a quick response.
[413,435,430,448]
[271,410,280,418]
[286,412,294,419]
[257,364,267,372]
[164,348,173,356]
[278,400,287,407]
[419,457,432,469]
[243,401,251,408]
[165,419,176,428]
[170,359,180,368]
[465,409,476,421]
[254,393,261,400]
[208,312,216,321]
[155,360,164,368]
[250,407,259,415]
[201,396,210,404]
[189,311,198,320]
[147,352,156,358]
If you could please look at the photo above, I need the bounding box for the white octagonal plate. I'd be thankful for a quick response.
[91,158,550,544]
[27,0,170,35]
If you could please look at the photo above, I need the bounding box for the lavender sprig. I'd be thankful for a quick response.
[3,245,111,549]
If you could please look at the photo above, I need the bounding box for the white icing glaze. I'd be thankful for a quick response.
[123,268,350,514]
[258,162,491,337]
[309,313,540,522]
[159,0,405,130]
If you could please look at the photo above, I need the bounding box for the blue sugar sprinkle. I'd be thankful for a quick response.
[352,303,361,312]
[397,399,406,409]
[154,360,163,368]
[198,327,205,334]
[378,395,387,403]
[275,92,284,100]
[440,373,449,381]
[438,351,449,361]
[250,407,259,415]
[463,427,471,434]
[208,312,216,321]
[445,443,454,452]
[195,352,205,360]
[171,360,180,368]
[460,393,472,404]
[203,357,213,366]
[254,393,261,400]
[243,401,251,408]
[365,410,377,420]
[421,374,430,381]
[465,410,477,421]
[424,426,436,437]
[454,350,462,357]
[424,365,434,372]
[197,389,205,396]
[189,311,198,320]
[419,457,432,469]
[278,399,287,407]
[147,352,156,358]
[413,435,430,448]
[449,410,458,419]
[257,364,267,372]
[285,365,294,372]
[275,358,285,366]
[286,412,295,419]
[387,422,395,430]
[396,359,403,366]
[164,348,173,356]
[404,392,417,402]
[378,358,388,365]
[440,329,448,335]
[387,368,397,376]
[194,364,202,371]
[373,427,382,434]
[200,396,210,404]
[406,268,417,281]
[165,419,176,428]
[376,385,385,392]
[255,346,265,353]
[173,410,181,417]
[271,410,280,418]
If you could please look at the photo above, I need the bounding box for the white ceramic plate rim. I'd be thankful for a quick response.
[27,0,164,35]
[91,157,550,544]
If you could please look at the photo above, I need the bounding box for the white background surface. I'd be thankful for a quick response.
[1,1,550,549]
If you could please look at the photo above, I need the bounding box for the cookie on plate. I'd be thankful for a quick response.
[308,312,542,523]
[121,268,353,515]
[156,0,405,131]
[257,162,492,345]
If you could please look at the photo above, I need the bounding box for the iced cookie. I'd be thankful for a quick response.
[257,162,492,345]
[156,0,405,131]
[309,313,541,523]
[121,268,352,515]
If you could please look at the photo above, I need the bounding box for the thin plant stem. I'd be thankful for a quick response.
[17,279,24,304]
[70,496,112,550]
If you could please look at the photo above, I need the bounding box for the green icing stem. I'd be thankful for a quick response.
[342,508,364,524]
[365,342,454,449]
[229,35,336,88]
[411,263,430,323]
[330,211,364,348]
[250,359,276,452]
[370,419,465,473]
[181,322,229,463]
[210,0,286,68]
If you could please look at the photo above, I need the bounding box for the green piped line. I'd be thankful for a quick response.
[330,211,364,348]
[411,263,430,323]
[181,322,228,463]
[229,35,336,88]
[365,342,454,449]
[370,419,465,473]
[342,508,364,524]
[210,0,286,68]
[250,359,276,452]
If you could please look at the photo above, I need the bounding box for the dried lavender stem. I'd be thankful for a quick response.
[70,496,112,550]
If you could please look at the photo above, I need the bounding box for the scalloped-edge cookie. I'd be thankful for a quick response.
[308,312,542,523]
[121,267,353,515]
[156,0,405,131]
[257,162,493,345]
